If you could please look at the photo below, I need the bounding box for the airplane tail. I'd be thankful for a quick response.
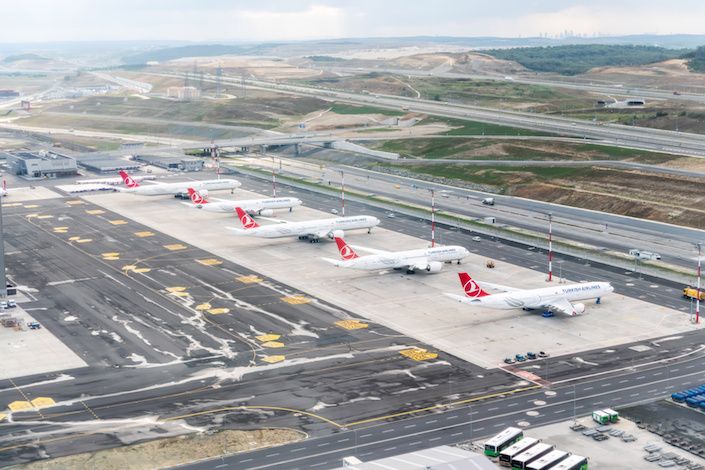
[235,207,260,229]
[118,170,139,188]
[458,273,491,299]
[187,188,208,205]
[334,237,359,260]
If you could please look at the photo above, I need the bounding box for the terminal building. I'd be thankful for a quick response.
[3,150,78,178]
[132,153,205,172]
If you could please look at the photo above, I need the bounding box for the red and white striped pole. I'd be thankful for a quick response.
[431,189,436,247]
[340,170,345,216]
[271,157,277,197]
[697,242,702,324]
[547,212,553,282]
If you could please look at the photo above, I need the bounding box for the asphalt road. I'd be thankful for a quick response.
[253,151,705,269]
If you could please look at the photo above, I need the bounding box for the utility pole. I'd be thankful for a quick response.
[430,189,436,247]
[547,212,553,282]
[271,157,277,197]
[697,242,702,324]
[340,170,345,216]
[0,190,6,298]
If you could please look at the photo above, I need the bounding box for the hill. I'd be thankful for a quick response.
[484,44,687,75]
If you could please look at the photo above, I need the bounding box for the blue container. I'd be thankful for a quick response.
[699,402,705,411]
[672,393,685,402]
[687,397,699,407]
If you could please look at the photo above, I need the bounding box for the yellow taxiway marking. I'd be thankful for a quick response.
[109,219,128,225]
[133,267,151,273]
[23,204,40,209]
[66,200,85,205]
[166,287,187,293]
[25,213,39,218]
[3,202,22,208]
[197,258,223,266]
[195,303,212,311]
[85,209,105,215]
[101,252,120,258]
[68,236,81,241]
[30,397,56,409]
[169,291,190,298]
[399,348,438,362]
[256,334,281,342]
[335,319,369,330]
[164,243,187,251]
[36,215,53,219]
[75,239,93,244]
[261,355,286,364]
[103,256,120,261]
[122,265,137,271]
[7,401,33,412]
[281,295,311,305]
[238,275,263,284]
[134,231,154,238]
[53,227,69,233]
[207,307,230,315]
[0,413,6,422]
[261,341,285,348]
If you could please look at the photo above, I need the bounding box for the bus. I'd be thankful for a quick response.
[499,437,539,467]
[526,450,568,470]
[511,443,554,470]
[484,427,524,457]
[551,455,589,470]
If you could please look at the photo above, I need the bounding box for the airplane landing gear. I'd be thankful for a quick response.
[406,269,416,274]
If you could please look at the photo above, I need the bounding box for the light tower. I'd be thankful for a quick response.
[547,212,553,282]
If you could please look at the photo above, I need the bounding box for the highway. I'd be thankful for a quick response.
[195,73,705,159]
[239,154,705,270]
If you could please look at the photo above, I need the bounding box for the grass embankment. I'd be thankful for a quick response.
[371,137,678,163]
[329,103,403,116]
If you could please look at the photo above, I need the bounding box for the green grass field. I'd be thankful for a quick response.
[329,103,403,116]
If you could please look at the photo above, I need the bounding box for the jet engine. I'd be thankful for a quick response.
[425,261,443,273]
[257,209,274,216]
[198,189,209,199]
[330,229,345,239]
[573,303,586,315]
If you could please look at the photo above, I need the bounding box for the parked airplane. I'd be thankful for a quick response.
[323,237,470,273]
[117,170,240,196]
[445,272,613,316]
[76,174,157,186]
[228,207,380,242]
[186,188,302,216]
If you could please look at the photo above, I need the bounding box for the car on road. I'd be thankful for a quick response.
[527,352,537,360]
[515,354,526,362]
[386,212,396,218]
[472,236,481,242]
[538,351,549,358]
[504,357,516,364]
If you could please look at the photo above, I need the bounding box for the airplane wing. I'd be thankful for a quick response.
[256,216,287,224]
[348,244,391,255]
[407,256,432,271]
[477,281,520,293]
[542,297,580,316]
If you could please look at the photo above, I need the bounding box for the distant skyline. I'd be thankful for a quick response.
[1,1,705,43]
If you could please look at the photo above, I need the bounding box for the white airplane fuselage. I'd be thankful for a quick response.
[199,197,302,214]
[123,179,240,196]
[467,282,613,310]
[233,215,379,239]
[335,246,470,271]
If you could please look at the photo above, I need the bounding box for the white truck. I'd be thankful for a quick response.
[482,197,495,206]
[629,249,661,260]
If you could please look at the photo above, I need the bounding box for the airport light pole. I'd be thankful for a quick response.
[271,157,277,197]
[430,189,436,248]
[0,191,6,298]
[340,170,345,216]
[547,212,553,282]
[697,242,702,324]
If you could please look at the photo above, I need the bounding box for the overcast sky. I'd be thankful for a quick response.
[2,0,704,43]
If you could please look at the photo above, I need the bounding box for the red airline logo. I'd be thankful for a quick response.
[235,207,259,229]
[334,237,358,260]
[459,273,490,298]
[119,170,139,188]
[188,188,208,205]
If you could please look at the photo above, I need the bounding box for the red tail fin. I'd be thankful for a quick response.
[334,237,358,260]
[458,273,490,298]
[119,170,139,188]
[235,207,260,229]
[188,188,208,205]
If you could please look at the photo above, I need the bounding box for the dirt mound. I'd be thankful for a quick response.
[21,428,305,470]
[450,52,526,75]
